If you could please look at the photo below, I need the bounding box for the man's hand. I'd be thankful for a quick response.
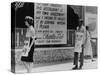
[82,44,84,48]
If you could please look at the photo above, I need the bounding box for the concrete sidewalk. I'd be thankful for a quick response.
[15,58,97,73]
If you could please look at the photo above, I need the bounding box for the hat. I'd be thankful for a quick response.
[25,16,33,20]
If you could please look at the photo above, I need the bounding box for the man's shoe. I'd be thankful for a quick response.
[79,66,82,70]
[72,66,78,70]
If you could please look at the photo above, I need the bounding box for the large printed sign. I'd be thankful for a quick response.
[34,3,67,45]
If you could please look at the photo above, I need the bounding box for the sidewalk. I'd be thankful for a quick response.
[15,58,97,73]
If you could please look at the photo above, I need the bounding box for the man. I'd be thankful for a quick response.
[72,19,86,70]
[84,26,94,62]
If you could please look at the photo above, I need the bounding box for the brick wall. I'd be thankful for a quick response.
[34,48,74,63]
[13,47,74,65]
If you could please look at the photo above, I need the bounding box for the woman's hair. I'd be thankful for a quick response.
[25,16,34,26]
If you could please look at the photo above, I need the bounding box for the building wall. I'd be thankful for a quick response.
[12,28,97,65]
[12,28,75,64]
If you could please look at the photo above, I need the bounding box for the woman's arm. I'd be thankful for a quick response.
[29,38,34,49]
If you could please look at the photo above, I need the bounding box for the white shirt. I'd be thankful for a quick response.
[26,26,35,40]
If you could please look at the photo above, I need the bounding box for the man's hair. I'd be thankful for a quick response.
[86,26,89,30]
[79,19,84,24]
[25,16,34,25]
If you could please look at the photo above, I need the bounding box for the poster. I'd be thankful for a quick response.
[34,3,67,45]
[85,13,97,38]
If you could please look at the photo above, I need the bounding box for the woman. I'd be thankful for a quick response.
[21,16,35,73]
